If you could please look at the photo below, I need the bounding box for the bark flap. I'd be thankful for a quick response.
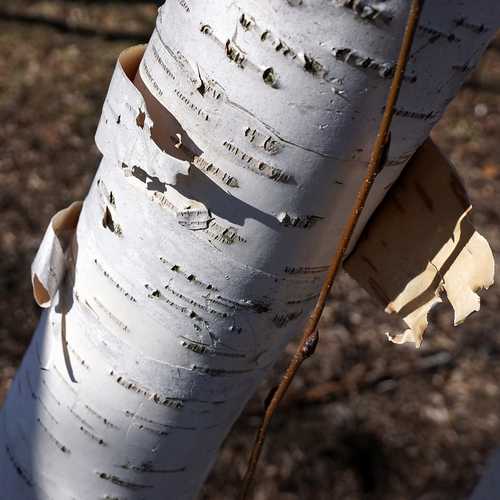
[95,45,211,230]
[31,201,82,307]
[345,140,494,347]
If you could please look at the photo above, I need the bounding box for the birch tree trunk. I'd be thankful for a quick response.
[1,2,498,499]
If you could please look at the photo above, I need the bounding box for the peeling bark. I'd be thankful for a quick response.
[345,140,495,346]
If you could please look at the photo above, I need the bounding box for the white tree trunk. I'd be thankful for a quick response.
[1,2,498,499]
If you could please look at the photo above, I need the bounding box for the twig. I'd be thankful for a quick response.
[287,350,456,409]
[240,350,457,418]
[239,1,423,498]
[64,0,161,3]
[488,38,500,53]
[463,78,500,95]
[0,9,151,43]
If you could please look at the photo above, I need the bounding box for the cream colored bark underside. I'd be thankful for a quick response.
[345,140,495,347]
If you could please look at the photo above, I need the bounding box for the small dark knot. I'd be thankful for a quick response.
[302,330,319,359]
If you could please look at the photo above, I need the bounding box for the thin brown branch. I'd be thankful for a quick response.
[239,350,457,419]
[463,78,500,95]
[488,37,500,53]
[0,8,151,43]
[239,1,423,498]
[288,350,456,409]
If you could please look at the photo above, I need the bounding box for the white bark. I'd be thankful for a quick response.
[1,2,498,499]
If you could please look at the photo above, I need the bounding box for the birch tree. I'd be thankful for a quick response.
[0,1,498,499]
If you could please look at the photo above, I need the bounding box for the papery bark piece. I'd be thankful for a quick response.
[345,140,494,347]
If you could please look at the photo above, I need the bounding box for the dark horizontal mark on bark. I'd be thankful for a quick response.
[334,0,392,24]
[124,409,196,431]
[36,418,71,454]
[79,425,107,446]
[118,461,186,474]
[5,445,34,487]
[97,472,154,490]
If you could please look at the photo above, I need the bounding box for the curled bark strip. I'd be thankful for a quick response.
[345,140,494,347]
[31,201,83,308]
[95,45,212,230]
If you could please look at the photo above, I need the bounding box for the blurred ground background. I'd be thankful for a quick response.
[0,2,499,499]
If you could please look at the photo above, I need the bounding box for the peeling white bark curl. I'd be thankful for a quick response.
[1,2,499,499]
[345,140,495,347]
